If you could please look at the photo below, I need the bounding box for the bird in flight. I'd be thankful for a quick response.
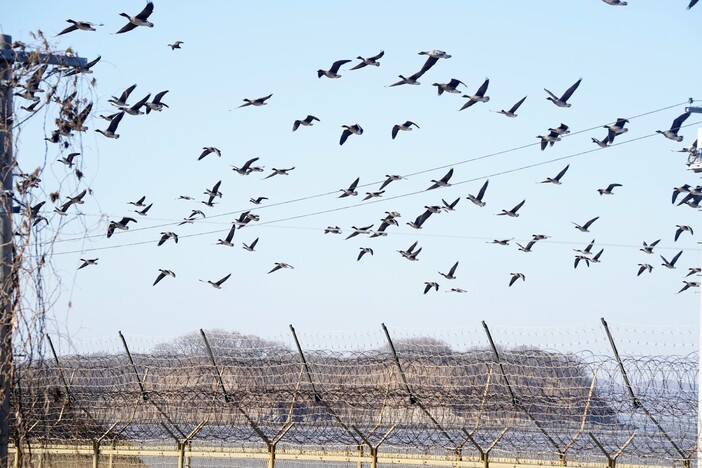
[467,180,489,207]
[677,281,699,294]
[509,273,526,287]
[231,156,261,175]
[95,111,124,139]
[339,177,360,198]
[674,224,693,241]
[265,167,295,179]
[106,217,136,238]
[597,183,622,195]
[238,94,273,108]
[637,263,653,276]
[427,168,454,190]
[168,41,184,50]
[268,263,294,274]
[439,261,459,280]
[540,165,569,185]
[379,175,406,191]
[573,216,599,232]
[660,251,683,269]
[145,90,169,114]
[357,247,373,261]
[657,112,691,142]
[497,199,525,217]
[423,282,440,294]
[392,121,419,139]
[340,124,363,145]
[56,20,102,36]
[158,231,178,246]
[433,78,465,95]
[604,118,629,143]
[78,258,98,270]
[495,96,527,118]
[116,2,155,34]
[216,224,237,247]
[318,59,351,78]
[242,237,259,252]
[350,51,384,70]
[200,273,231,289]
[292,115,319,132]
[544,78,582,107]
[199,147,221,160]
[640,239,660,254]
[459,78,490,110]
[153,269,176,286]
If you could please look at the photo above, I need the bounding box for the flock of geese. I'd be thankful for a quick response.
[10,2,702,298]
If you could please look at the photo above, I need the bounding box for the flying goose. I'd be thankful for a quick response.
[495,96,527,117]
[324,226,342,234]
[640,239,661,254]
[116,2,155,34]
[677,281,699,293]
[442,197,460,212]
[574,255,590,269]
[419,50,451,59]
[687,267,702,277]
[340,124,363,145]
[78,258,98,269]
[591,248,604,263]
[153,269,175,286]
[339,177,360,198]
[427,168,453,190]
[134,203,152,216]
[544,78,582,108]
[689,0,699,8]
[604,118,629,142]
[597,183,622,195]
[602,0,628,4]
[407,210,433,229]
[674,224,693,241]
[145,90,169,114]
[540,164,569,184]
[350,51,384,70]
[433,78,465,95]
[64,55,101,76]
[509,273,525,287]
[497,199,525,217]
[423,282,440,294]
[345,224,374,240]
[106,216,136,238]
[439,261,459,280]
[108,84,137,109]
[168,41,183,50]
[537,131,561,150]
[128,196,147,207]
[517,240,538,253]
[268,263,294,274]
[574,239,595,255]
[250,196,268,205]
[124,94,151,115]
[318,59,351,78]
[549,123,570,135]
[95,111,124,139]
[592,135,611,148]
[573,216,599,232]
[391,121,419,139]
[657,112,690,142]
[388,70,425,87]
[379,174,406,191]
[56,19,101,36]
[672,184,692,204]
[292,115,320,131]
[204,180,222,200]
[243,237,259,252]
[637,263,653,276]
[232,156,260,175]
[198,147,221,160]
[358,247,373,261]
[363,190,384,201]
[217,224,237,246]
[532,234,550,241]
[660,251,683,269]
[239,93,273,108]
[488,238,513,246]
[467,180,489,207]
[200,273,232,289]
[158,231,178,246]
[265,167,295,179]
[398,241,420,259]
[459,78,490,110]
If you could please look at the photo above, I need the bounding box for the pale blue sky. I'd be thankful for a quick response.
[4,1,702,348]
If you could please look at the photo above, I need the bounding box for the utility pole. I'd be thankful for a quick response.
[0,34,86,468]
